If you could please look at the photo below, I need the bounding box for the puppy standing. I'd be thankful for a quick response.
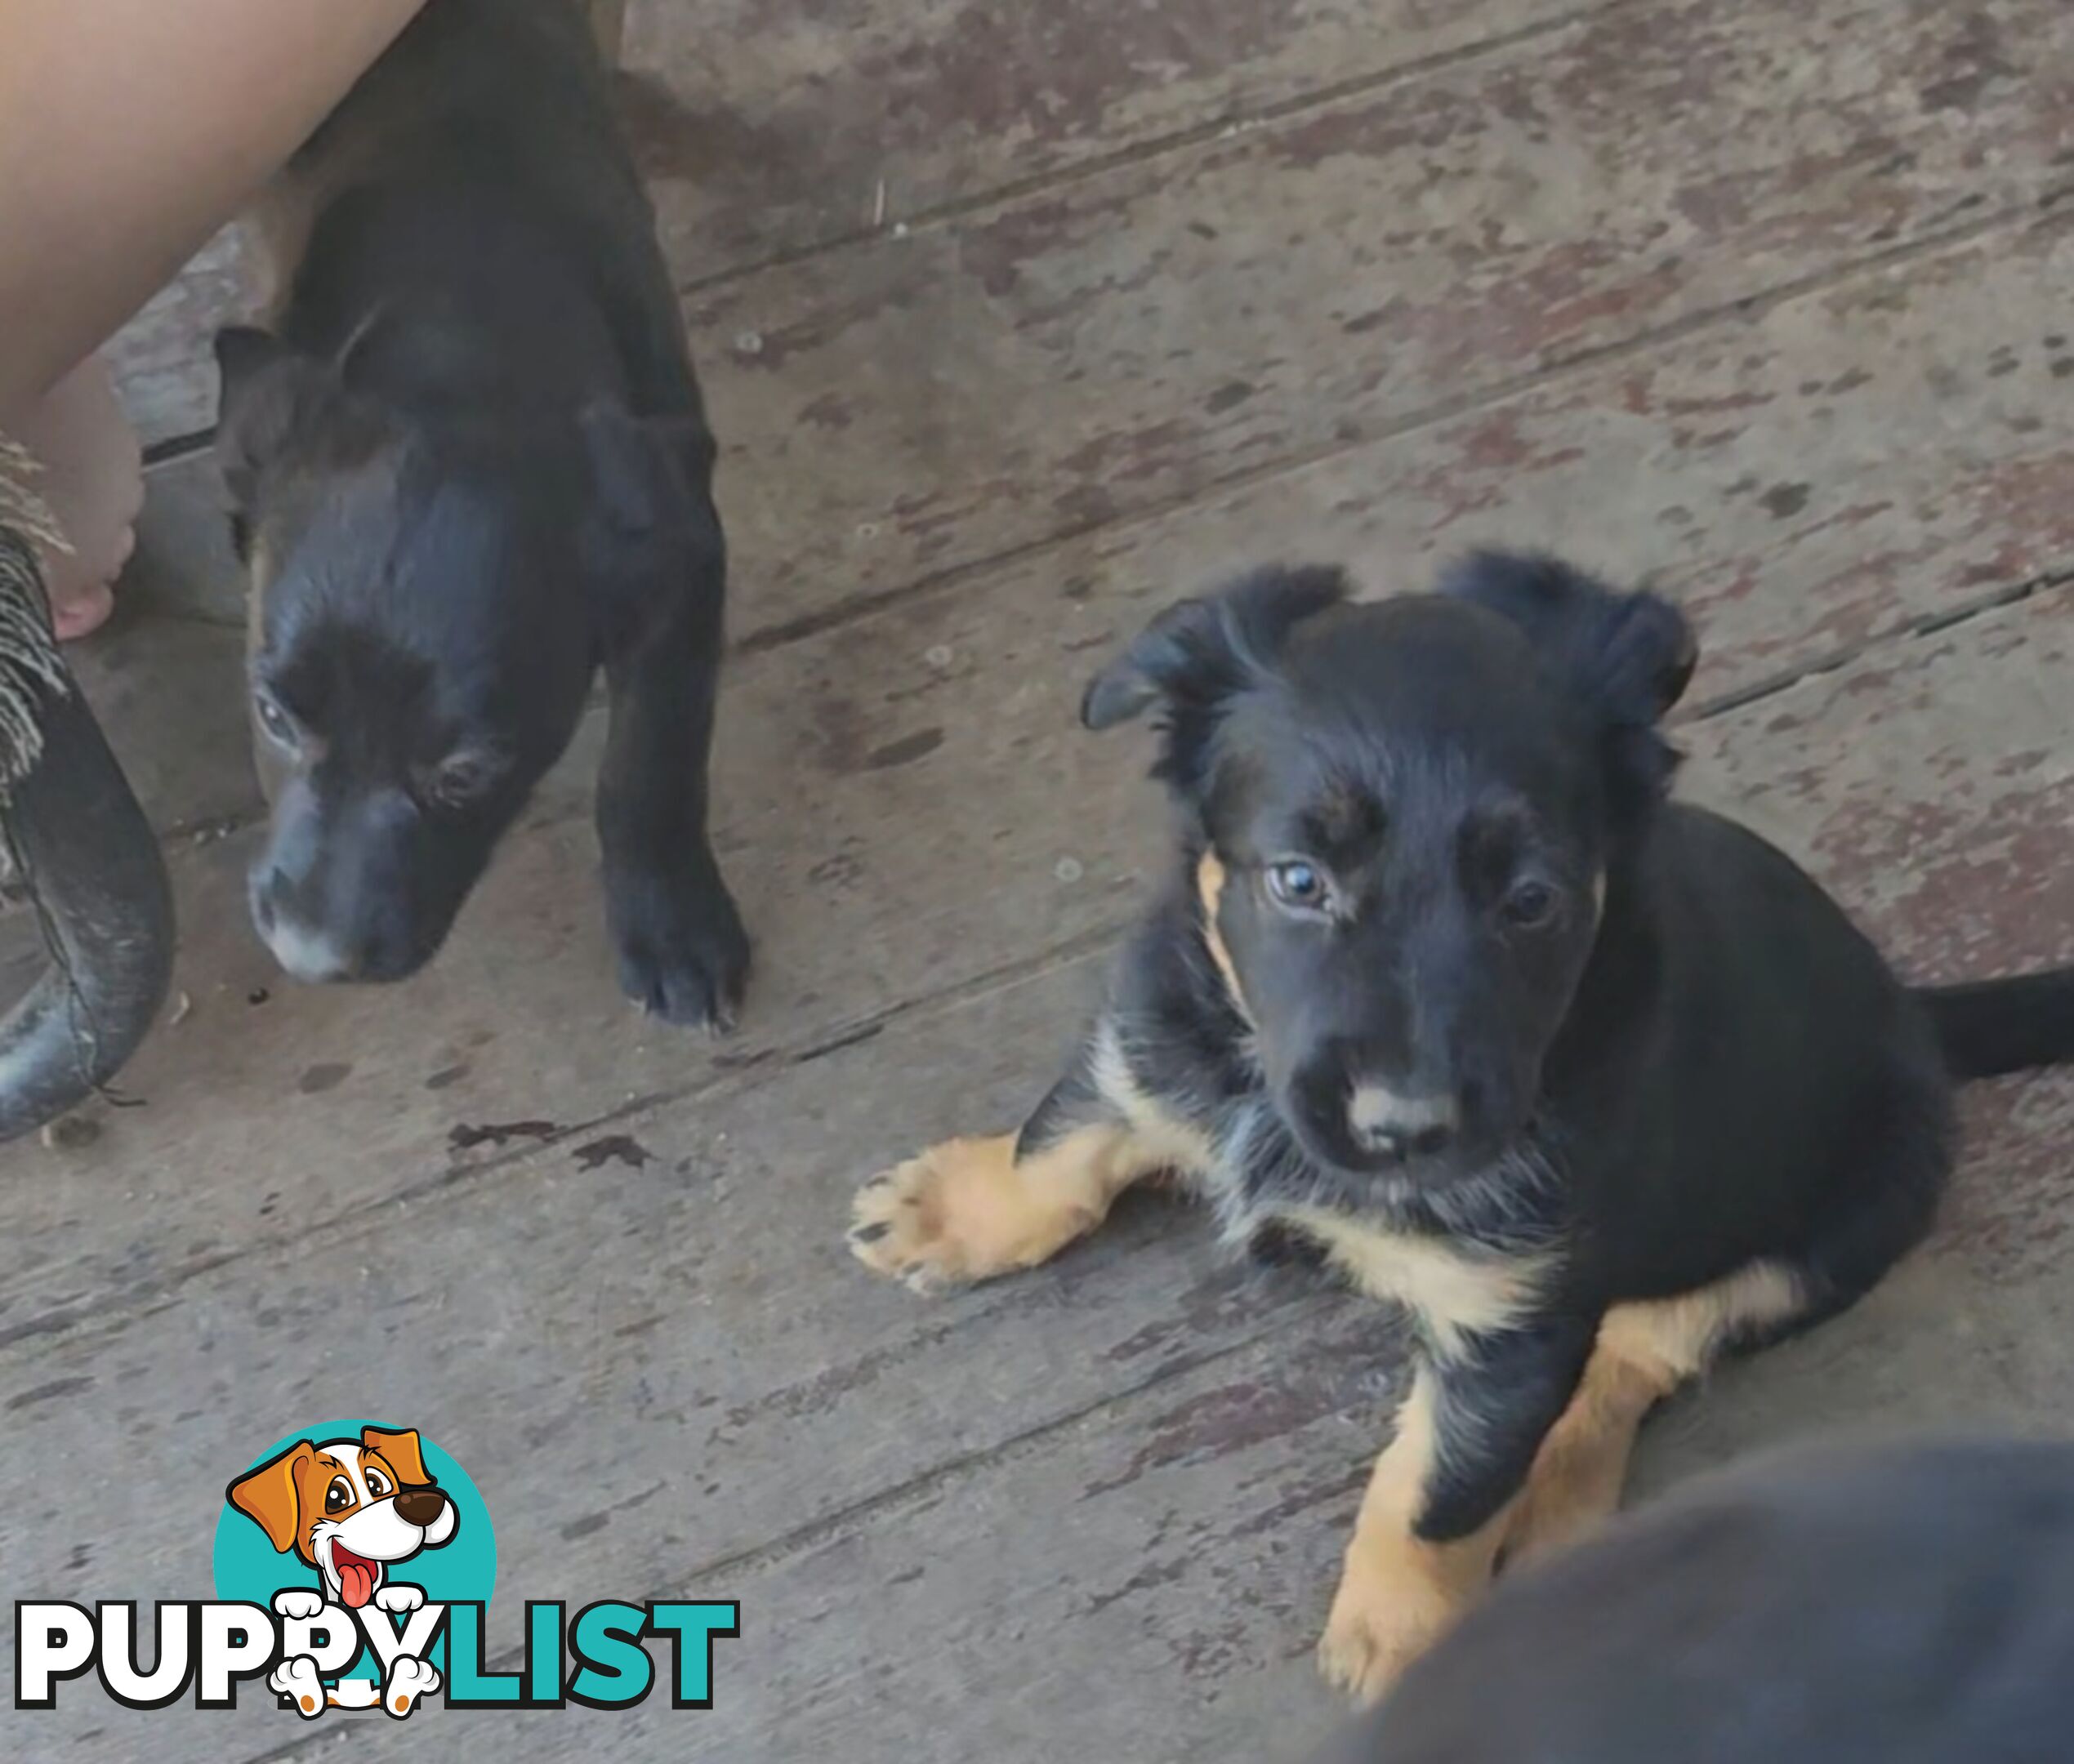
[850,555,2074,1699]
[217,0,747,1024]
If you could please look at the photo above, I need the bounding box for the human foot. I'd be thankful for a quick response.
[10,358,142,641]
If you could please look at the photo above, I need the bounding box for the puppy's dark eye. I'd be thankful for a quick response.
[364,1469,391,1498]
[1501,880,1559,929]
[324,1477,355,1514]
[1266,859,1332,913]
[254,693,297,751]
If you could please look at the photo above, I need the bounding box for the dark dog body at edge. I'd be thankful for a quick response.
[1316,1437,2074,1763]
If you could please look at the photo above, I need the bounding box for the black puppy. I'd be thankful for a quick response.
[216,0,747,1025]
[849,553,2074,1699]
[1315,1437,2074,1763]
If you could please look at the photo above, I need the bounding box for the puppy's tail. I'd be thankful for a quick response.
[1915,969,2074,1080]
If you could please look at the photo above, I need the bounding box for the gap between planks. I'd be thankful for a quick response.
[661,0,1644,301]
[733,192,2074,657]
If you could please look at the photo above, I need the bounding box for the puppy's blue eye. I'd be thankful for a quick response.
[1502,880,1558,928]
[254,693,297,750]
[1267,860,1330,911]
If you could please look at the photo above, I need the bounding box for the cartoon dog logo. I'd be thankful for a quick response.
[226,1425,457,1715]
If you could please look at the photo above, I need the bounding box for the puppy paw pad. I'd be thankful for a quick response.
[847,1144,986,1291]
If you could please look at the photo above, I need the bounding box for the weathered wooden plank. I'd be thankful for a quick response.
[689,0,2074,639]
[99,0,1594,446]
[88,212,2074,842]
[18,227,2074,1331]
[436,1259,2058,1764]
[0,951,1336,1757]
[627,0,1595,282]
[10,1208,2069,1761]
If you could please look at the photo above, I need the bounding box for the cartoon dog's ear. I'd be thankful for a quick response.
[1439,550,1696,813]
[578,402,724,653]
[226,1440,316,1554]
[363,1426,433,1486]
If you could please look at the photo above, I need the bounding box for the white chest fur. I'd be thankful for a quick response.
[1275,1205,1552,1356]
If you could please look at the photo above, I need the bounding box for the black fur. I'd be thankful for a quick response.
[1317,1437,2074,1763]
[1052,551,2073,1546]
[216,0,747,1026]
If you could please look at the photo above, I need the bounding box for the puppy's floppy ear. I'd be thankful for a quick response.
[226,1439,317,1554]
[213,327,340,513]
[1082,563,1349,731]
[578,402,724,650]
[1440,550,1695,811]
[362,1425,433,1487]
[1438,550,1696,721]
[1082,565,1346,800]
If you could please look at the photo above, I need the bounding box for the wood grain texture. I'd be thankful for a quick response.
[97,0,1598,446]
[684,0,2074,639]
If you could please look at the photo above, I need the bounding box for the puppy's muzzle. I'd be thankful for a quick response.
[1347,1085,1459,1161]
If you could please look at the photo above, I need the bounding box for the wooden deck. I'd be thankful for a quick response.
[5,0,2074,1755]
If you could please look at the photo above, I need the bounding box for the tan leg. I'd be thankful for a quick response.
[1507,1261,1807,1566]
[1503,1340,1673,1566]
[848,1125,1166,1294]
[1318,1370,1515,1705]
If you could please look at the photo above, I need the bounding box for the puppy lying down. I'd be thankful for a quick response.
[1314,1436,2074,1763]
[850,553,2074,1699]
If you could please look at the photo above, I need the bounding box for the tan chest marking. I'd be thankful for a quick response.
[1194,853,1252,1021]
[1278,1206,1551,1352]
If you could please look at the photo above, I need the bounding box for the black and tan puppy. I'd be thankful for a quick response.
[1316,1437,2074,1763]
[216,0,747,1025]
[849,553,2074,1699]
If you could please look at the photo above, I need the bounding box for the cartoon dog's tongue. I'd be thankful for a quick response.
[333,1547,377,1609]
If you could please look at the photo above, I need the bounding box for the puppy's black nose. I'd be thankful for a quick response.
[1347,1085,1458,1161]
[393,1486,448,1528]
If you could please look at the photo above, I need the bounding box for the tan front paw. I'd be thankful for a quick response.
[1317,1561,1460,1707]
[850,1134,1084,1294]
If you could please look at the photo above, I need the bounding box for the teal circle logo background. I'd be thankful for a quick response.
[212,1419,496,1676]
